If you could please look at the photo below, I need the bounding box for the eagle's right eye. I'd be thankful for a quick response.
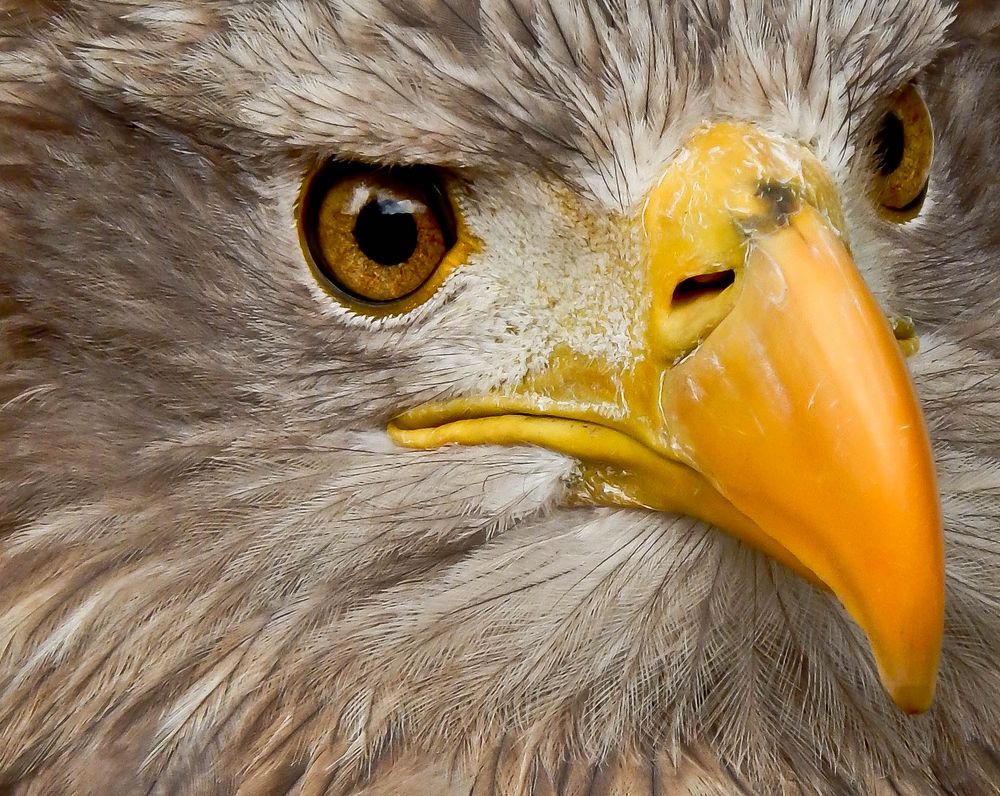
[870,85,934,223]
[298,162,462,311]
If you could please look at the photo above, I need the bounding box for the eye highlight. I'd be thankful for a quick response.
[298,162,462,311]
[870,85,933,222]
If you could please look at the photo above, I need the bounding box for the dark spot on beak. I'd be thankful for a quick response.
[756,182,799,228]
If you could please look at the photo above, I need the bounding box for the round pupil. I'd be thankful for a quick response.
[352,198,419,267]
[874,112,905,176]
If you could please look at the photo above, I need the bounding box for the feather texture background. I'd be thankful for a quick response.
[1,1,1000,794]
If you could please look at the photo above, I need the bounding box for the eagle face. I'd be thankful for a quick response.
[1,1,999,793]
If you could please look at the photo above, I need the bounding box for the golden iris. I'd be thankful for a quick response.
[299,163,460,310]
[872,85,934,221]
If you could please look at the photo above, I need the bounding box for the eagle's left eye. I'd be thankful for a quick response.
[298,162,460,310]
[870,84,934,222]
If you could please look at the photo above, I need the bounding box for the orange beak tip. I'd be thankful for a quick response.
[891,681,936,716]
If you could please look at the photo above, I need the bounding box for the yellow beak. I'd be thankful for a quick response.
[389,123,945,713]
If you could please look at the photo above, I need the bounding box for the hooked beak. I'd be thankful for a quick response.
[389,123,945,714]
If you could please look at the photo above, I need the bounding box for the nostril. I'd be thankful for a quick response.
[659,268,739,362]
[672,269,736,305]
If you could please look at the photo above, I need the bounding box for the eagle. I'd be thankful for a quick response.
[1,0,999,793]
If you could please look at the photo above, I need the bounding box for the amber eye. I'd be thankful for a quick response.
[299,163,457,306]
[871,85,934,222]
